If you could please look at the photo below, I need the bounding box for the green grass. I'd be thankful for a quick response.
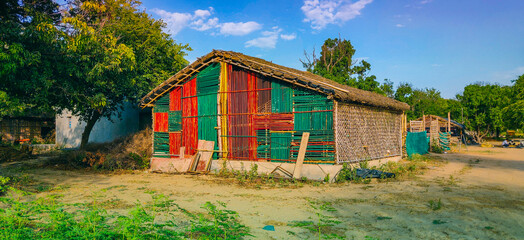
[0,193,251,239]
[288,199,345,239]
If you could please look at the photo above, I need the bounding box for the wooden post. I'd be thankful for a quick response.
[422,114,425,132]
[447,112,451,133]
[293,132,310,179]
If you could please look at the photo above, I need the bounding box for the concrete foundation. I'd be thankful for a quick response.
[150,155,402,181]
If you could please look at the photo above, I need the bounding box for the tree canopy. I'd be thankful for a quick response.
[0,0,64,118]
[0,0,190,148]
[301,37,391,95]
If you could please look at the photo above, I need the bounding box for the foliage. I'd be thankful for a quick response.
[288,200,344,239]
[0,176,10,196]
[58,0,190,149]
[335,163,361,183]
[378,154,440,179]
[301,37,388,95]
[502,74,524,130]
[457,82,513,141]
[428,198,442,211]
[0,0,63,118]
[0,195,250,239]
[431,141,444,153]
[1,0,189,149]
[394,83,453,120]
[180,201,251,239]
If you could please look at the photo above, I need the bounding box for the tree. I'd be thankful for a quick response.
[301,37,385,95]
[378,79,395,98]
[457,83,512,141]
[393,83,451,120]
[0,0,64,118]
[502,74,524,130]
[394,83,413,103]
[59,0,190,149]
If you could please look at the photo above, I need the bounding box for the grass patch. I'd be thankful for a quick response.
[213,161,320,188]
[428,198,443,211]
[0,193,251,239]
[288,199,345,239]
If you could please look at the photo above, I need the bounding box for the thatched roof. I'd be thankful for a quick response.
[140,50,410,111]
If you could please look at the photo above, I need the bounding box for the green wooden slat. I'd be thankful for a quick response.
[153,132,170,154]
[197,63,220,158]
[270,132,292,160]
[168,111,182,131]
[271,81,292,113]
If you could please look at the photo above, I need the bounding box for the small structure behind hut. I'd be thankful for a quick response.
[140,50,410,180]
[0,115,55,144]
[408,114,466,150]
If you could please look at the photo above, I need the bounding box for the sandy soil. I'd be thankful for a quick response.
[4,146,524,239]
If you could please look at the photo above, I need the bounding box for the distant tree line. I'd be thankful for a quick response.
[0,0,190,149]
[303,38,523,141]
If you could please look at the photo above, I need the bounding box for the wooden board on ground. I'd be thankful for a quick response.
[293,132,310,179]
[197,141,215,172]
[188,140,206,172]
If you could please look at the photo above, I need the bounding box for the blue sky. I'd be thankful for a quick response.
[142,0,524,98]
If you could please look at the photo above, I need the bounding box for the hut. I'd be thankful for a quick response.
[140,50,410,180]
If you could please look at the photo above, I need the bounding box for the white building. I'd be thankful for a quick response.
[55,104,140,148]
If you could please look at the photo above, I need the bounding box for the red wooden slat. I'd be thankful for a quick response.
[154,112,168,132]
[170,87,182,111]
[182,78,198,155]
[169,132,181,156]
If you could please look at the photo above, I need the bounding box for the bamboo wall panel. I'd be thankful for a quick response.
[197,63,220,158]
[292,88,335,163]
[219,63,229,158]
[169,87,182,111]
[227,65,252,159]
[153,94,170,113]
[153,132,170,157]
[335,103,401,163]
[169,132,181,156]
[182,78,198,155]
[168,111,182,131]
[153,112,168,132]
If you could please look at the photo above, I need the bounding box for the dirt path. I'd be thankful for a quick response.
[4,147,524,239]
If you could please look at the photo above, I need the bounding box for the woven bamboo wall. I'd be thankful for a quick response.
[335,102,402,163]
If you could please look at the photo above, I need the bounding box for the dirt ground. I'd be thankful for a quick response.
[3,145,524,239]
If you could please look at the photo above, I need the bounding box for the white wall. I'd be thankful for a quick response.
[56,104,139,148]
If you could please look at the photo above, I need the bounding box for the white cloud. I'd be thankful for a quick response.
[245,27,282,49]
[280,33,297,40]
[219,22,262,36]
[395,23,405,28]
[152,7,261,36]
[152,9,192,35]
[301,0,373,30]
[420,0,433,4]
[493,66,524,81]
[194,8,213,18]
[190,7,219,31]
[191,17,219,31]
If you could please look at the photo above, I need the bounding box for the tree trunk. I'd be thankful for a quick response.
[80,110,102,150]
